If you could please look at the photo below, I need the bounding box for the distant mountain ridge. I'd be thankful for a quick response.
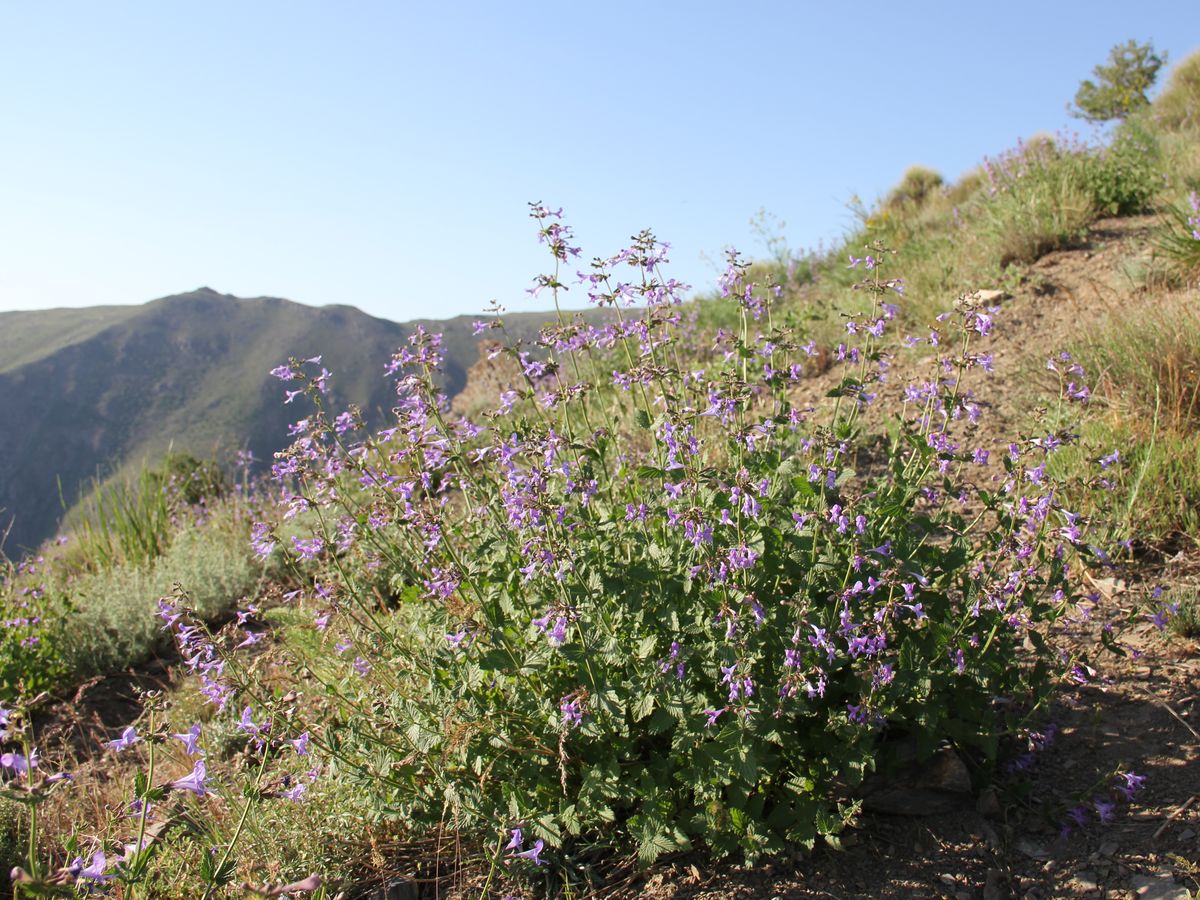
[0,289,556,554]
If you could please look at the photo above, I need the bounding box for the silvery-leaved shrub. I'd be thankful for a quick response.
[250,205,1105,866]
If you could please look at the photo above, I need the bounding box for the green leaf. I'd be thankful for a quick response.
[632,691,655,722]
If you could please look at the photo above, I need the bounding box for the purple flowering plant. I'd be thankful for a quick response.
[243,204,1122,866]
[0,607,323,899]
[0,555,68,702]
[1155,189,1200,281]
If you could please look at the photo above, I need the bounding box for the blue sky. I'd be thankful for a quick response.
[1,1,1196,322]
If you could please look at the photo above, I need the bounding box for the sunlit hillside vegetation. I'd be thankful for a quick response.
[1,46,1198,900]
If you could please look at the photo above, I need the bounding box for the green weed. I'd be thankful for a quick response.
[68,452,228,575]
[61,512,259,678]
[1153,49,1200,133]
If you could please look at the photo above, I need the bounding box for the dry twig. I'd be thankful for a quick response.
[1153,795,1197,840]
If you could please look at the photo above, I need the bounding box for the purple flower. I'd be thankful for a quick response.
[236,630,264,649]
[237,706,262,737]
[169,760,208,797]
[1116,771,1146,800]
[173,723,203,757]
[951,648,966,674]
[560,696,583,729]
[291,732,310,756]
[70,851,112,882]
[703,707,725,727]
[515,838,546,865]
[291,536,324,561]
[506,828,523,851]
[107,725,142,753]
[250,522,277,560]
[0,750,36,774]
[727,544,759,571]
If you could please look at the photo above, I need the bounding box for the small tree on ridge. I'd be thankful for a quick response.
[1071,39,1166,124]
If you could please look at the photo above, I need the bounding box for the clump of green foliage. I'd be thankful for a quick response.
[231,212,1113,880]
[1169,588,1200,639]
[977,137,1098,268]
[0,454,256,702]
[1153,49,1200,132]
[1081,116,1162,216]
[1071,39,1167,124]
[1155,191,1200,282]
[70,452,228,574]
[0,557,68,700]
[1057,292,1200,541]
[882,166,944,213]
[62,512,259,678]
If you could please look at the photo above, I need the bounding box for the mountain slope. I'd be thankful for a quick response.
[0,289,557,553]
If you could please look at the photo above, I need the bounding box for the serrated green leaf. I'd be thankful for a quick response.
[632,691,655,722]
[636,635,657,659]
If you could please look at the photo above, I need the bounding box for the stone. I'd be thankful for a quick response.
[977,787,1002,817]
[1070,871,1100,892]
[983,868,1010,900]
[859,746,972,815]
[1089,576,1128,597]
[971,289,1010,305]
[1129,873,1190,900]
[1016,836,1050,859]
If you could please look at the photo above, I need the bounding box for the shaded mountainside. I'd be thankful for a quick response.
[0,288,558,553]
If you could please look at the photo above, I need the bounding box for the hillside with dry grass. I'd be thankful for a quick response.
[0,45,1198,900]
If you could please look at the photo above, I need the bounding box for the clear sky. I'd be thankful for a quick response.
[1,1,1196,322]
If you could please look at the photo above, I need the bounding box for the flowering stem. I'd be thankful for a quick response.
[23,734,38,882]
[130,708,156,894]
[200,746,270,900]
